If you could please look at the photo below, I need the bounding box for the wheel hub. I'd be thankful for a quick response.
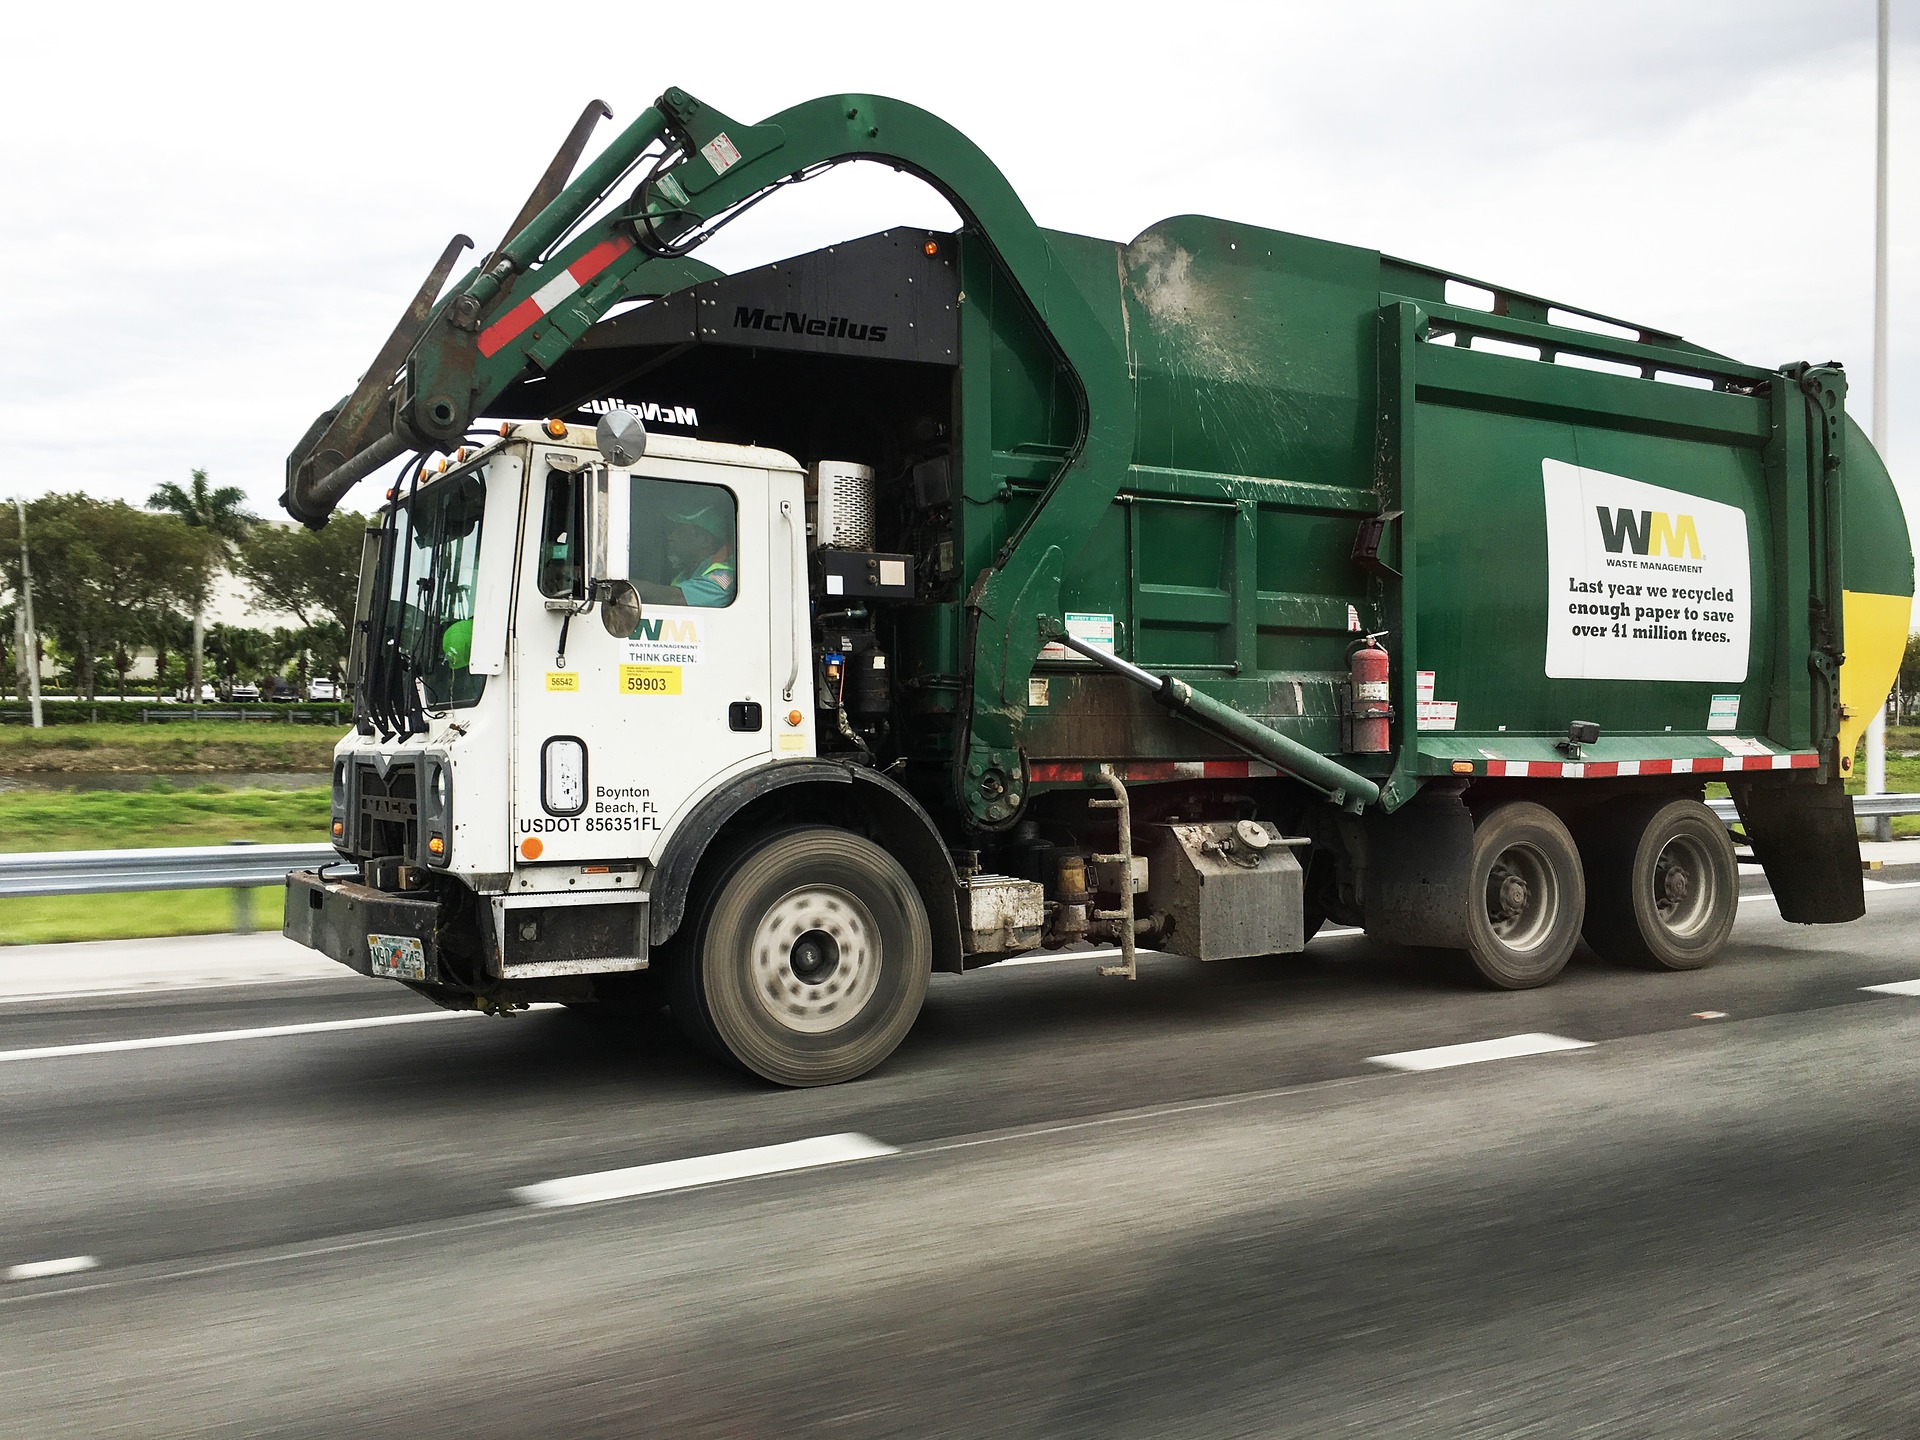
[1483,843,1556,951]
[789,929,841,984]
[749,886,880,1035]
[1495,871,1531,920]
[1650,834,1717,937]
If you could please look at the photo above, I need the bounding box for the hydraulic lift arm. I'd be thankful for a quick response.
[283,87,1135,826]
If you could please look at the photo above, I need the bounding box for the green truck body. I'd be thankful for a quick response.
[280,89,1913,1085]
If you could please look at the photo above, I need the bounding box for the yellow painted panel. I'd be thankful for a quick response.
[1837,589,1913,776]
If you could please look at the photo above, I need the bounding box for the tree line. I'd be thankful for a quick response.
[0,471,366,699]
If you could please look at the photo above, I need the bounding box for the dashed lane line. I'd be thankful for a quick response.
[6,1256,99,1282]
[0,1005,562,1064]
[512,1133,899,1209]
[1861,980,1920,997]
[1368,1032,1595,1072]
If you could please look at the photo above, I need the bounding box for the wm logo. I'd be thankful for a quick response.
[1596,507,1702,558]
[633,617,700,643]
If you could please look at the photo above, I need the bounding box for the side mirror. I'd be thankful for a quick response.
[598,580,643,637]
[585,465,630,586]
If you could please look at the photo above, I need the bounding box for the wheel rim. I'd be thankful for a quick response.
[1649,832,1718,940]
[1484,842,1558,953]
[748,885,882,1035]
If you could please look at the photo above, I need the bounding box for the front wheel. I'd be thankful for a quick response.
[1459,802,1585,989]
[666,828,931,1087]
[1581,798,1737,971]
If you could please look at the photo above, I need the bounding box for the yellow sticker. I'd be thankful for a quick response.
[546,671,578,692]
[619,664,682,696]
[777,734,809,752]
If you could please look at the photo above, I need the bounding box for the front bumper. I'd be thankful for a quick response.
[283,868,446,982]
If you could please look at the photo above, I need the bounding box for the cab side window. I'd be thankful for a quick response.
[628,477,738,609]
[536,469,584,599]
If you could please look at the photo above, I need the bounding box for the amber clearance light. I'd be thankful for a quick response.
[544,418,568,439]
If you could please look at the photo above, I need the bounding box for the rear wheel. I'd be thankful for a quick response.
[665,827,931,1086]
[1459,802,1585,989]
[1581,798,1737,970]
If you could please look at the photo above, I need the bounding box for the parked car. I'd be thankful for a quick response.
[265,678,298,703]
[306,677,339,702]
[228,682,261,703]
[173,682,217,702]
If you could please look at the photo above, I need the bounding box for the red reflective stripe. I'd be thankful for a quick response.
[1124,762,1178,782]
[1584,762,1618,778]
[1203,760,1252,778]
[476,236,635,359]
[1791,752,1819,768]
[477,297,543,358]
[1640,760,1674,775]
[568,235,632,284]
[1694,757,1724,772]
[1029,762,1083,783]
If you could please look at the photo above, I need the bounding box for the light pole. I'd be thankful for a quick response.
[14,496,42,729]
[1864,0,1892,840]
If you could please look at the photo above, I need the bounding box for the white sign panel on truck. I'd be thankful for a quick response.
[1541,458,1751,684]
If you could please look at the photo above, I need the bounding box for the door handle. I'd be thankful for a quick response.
[780,499,803,702]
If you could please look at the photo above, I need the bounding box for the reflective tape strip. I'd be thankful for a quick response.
[1482,751,1816,779]
[478,235,634,358]
[1036,752,1816,786]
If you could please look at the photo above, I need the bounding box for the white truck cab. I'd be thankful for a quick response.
[291,424,855,982]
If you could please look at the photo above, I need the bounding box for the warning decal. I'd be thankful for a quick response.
[1542,459,1750,683]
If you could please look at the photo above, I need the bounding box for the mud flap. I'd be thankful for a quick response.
[1362,788,1475,949]
[1730,775,1864,923]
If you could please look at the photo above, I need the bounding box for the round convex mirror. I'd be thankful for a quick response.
[595,410,648,467]
[599,580,643,637]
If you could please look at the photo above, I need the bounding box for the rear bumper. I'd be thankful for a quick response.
[283,868,446,982]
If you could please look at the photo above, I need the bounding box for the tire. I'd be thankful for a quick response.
[1581,798,1737,971]
[664,827,931,1087]
[1459,802,1585,989]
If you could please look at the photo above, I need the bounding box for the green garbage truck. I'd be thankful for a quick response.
[280,88,1914,1085]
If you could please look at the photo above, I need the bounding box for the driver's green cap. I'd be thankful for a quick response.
[665,497,730,541]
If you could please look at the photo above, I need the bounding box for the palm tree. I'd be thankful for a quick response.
[147,469,256,700]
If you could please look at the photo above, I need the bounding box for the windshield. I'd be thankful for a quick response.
[358,471,487,737]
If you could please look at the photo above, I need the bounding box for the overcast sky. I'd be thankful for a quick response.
[1,1,1912,551]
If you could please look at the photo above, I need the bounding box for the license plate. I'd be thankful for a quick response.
[367,933,427,981]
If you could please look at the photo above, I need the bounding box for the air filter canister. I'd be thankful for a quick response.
[807,461,876,551]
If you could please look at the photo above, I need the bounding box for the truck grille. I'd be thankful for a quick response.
[356,762,419,859]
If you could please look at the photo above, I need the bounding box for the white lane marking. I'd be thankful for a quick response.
[1862,980,1920,997]
[1862,879,1920,891]
[513,1133,898,1209]
[1369,1032,1594,1072]
[6,1256,100,1282]
[0,1005,561,1064]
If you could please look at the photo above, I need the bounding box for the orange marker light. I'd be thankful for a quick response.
[1451,761,1474,775]
[520,836,544,860]
[786,709,804,727]
[428,834,446,857]
[923,241,939,256]
[331,819,344,839]
[544,418,568,439]
[499,422,512,436]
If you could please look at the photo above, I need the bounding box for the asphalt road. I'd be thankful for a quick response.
[2,877,1918,1437]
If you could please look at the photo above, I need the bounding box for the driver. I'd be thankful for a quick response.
[635,497,735,607]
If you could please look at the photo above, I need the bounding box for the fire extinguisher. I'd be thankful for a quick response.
[1348,633,1391,753]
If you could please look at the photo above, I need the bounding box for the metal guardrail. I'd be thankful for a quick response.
[1708,793,1920,825]
[0,843,336,898]
[0,843,338,933]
